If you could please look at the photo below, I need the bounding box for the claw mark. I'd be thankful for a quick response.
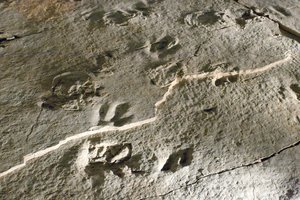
[88,142,132,164]
[184,11,222,27]
[94,102,134,128]
[103,1,150,26]
[39,71,99,111]
[147,62,185,87]
[143,36,180,58]
[103,10,136,26]
[77,142,133,186]
[184,9,238,29]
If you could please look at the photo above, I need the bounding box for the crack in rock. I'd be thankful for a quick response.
[278,23,300,43]
[25,107,43,142]
[0,54,292,179]
[142,139,300,199]
[233,0,300,43]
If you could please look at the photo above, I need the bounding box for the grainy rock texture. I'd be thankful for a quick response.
[0,0,299,199]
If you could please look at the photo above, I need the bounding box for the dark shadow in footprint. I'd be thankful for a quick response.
[146,62,183,87]
[203,106,217,113]
[113,115,134,127]
[97,102,134,127]
[103,10,136,26]
[150,36,177,52]
[132,1,150,16]
[161,147,194,172]
[111,103,134,126]
[178,148,193,167]
[196,11,221,25]
[87,11,106,29]
[159,44,181,58]
[84,164,106,187]
[149,36,180,58]
[98,103,110,126]
[214,75,239,87]
[290,84,300,100]
[123,153,148,176]
[184,10,221,27]
[235,10,256,28]
[161,152,179,172]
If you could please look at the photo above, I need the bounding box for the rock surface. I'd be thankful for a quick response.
[0,0,299,199]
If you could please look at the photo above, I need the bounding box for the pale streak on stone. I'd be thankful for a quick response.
[155,54,292,109]
[0,117,156,178]
[240,54,292,75]
[0,54,292,179]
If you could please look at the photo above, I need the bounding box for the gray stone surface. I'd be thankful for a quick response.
[0,0,299,199]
